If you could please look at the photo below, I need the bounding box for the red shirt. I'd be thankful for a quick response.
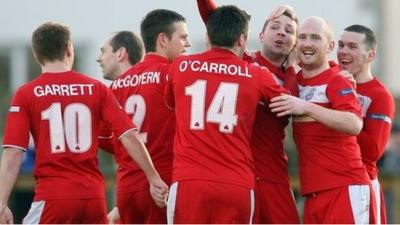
[196,0,299,185]
[250,51,297,184]
[356,78,395,179]
[2,71,134,200]
[293,66,370,195]
[165,48,289,188]
[109,54,174,193]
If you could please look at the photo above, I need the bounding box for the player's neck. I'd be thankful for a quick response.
[118,62,132,75]
[355,68,374,84]
[302,61,330,79]
[41,61,71,73]
[216,46,241,57]
[148,51,169,61]
[260,49,285,68]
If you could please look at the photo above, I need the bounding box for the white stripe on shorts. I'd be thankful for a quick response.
[371,178,382,225]
[348,184,370,224]
[167,182,178,225]
[249,189,255,224]
[23,200,45,224]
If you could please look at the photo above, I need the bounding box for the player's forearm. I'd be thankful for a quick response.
[357,131,384,162]
[119,131,161,181]
[305,103,363,135]
[0,148,23,205]
[196,0,217,24]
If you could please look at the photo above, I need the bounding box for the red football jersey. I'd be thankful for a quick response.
[293,66,370,195]
[2,71,135,200]
[165,48,289,188]
[356,78,395,179]
[109,54,174,193]
[250,51,295,184]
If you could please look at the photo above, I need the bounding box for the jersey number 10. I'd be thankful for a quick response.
[41,103,92,154]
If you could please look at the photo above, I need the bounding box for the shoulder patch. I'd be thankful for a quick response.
[367,113,392,124]
[339,88,354,96]
[9,106,20,112]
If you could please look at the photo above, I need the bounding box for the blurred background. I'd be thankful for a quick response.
[1,0,399,223]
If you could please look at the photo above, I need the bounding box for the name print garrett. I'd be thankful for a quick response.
[34,84,94,97]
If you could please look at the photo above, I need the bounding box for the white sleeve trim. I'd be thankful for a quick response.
[2,144,27,151]
[98,135,114,140]
[117,128,138,140]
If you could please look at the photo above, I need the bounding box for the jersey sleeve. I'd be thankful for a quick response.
[99,83,136,139]
[98,120,115,154]
[2,88,31,151]
[196,0,217,24]
[326,75,362,118]
[358,91,395,161]
[259,67,290,103]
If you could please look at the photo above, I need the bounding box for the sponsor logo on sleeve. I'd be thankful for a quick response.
[9,106,20,112]
[339,88,354,96]
[368,113,392,124]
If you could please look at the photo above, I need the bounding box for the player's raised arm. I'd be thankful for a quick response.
[196,0,217,24]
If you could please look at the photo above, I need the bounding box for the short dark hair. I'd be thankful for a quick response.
[110,31,144,65]
[344,24,377,51]
[206,5,251,48]
[140,9,186,53]
[261,10,298,33]
[32,22,71,65]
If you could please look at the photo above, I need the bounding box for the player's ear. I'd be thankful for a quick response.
[367,48,376,62]
[117,47,127,61]
[327,40,335,54]
[66,42,74,57]
[205,33,211,50]
[157,33,169,49]
[238,33,247,47]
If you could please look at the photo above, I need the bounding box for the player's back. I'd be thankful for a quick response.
[110,54,174,192]
[5,71,129,200]
[166,48,287,188]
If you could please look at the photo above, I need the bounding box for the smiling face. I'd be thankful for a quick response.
[259,14,297,59]
[296,17,334,70]
[337,31,374,77]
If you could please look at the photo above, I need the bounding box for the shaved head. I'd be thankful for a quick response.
[296,16,335,74]
[300,16,334,42]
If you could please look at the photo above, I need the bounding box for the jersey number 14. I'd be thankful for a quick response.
[185,80,238,133]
